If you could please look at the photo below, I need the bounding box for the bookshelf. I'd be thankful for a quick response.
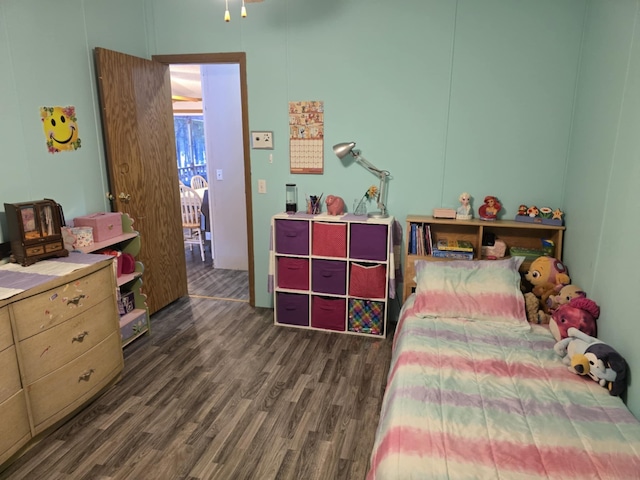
[403,215,565,302]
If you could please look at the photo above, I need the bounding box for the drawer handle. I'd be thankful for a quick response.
[322,272,333,277]
[78,369,95,382]
[67,294,86,306]
[285,232,298,237]
[72,331,89,343]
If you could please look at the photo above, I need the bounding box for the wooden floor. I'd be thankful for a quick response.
[1,251,394,480]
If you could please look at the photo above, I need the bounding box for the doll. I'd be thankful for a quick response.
[478,195,501,220]
[456,192,472,220]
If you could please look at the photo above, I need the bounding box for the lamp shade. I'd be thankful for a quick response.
[333,142,356,160]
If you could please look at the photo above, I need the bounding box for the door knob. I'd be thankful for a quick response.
[106,192,115,201]
[118,192,131,202]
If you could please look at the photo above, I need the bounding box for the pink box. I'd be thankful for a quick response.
[73,212,123,242]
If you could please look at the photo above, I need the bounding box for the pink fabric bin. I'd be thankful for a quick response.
[312,222,347,257]
[349,262,387,299]
[277,257,309,290]
[311,296,346,331]
[73,212,123,242]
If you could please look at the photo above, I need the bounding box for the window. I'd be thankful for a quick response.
[174,115,207,185]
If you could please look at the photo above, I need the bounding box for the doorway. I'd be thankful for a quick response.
[153,53,255,307]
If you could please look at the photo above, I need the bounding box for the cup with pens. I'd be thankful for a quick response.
[306,193,323,214]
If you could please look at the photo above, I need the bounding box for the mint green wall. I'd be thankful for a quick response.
[2,0,639,419]
[0,0,148,239]
[146,0,585,307]
[564,0,640,418]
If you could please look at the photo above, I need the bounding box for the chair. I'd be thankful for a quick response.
[179,184,205,262]
[190,175,208,190]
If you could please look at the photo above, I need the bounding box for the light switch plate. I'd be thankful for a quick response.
[251,131,274,149]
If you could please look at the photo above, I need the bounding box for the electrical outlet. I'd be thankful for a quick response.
[258,179,267,193]
[251,131,274,149]
[216,169,223,180]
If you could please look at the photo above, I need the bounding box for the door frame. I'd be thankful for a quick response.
[153,52,255,307]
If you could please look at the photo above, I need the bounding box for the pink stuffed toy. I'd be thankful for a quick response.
[549,297,600,341]
[325,195,345,215]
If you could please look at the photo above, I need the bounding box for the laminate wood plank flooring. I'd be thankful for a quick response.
[1,253,394,480]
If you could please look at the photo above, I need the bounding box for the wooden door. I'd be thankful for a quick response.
[94,47,187,315]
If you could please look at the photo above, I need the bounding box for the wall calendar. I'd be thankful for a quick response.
[289,100,324,174]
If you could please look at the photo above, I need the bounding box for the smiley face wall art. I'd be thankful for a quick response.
[40,106,81,153]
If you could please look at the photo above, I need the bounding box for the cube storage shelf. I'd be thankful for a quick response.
[272,212,394,338]
[75,213,150,347]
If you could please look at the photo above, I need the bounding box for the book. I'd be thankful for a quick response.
[431,249,474,260]
[436,238,474,252]
[410,223,417,254]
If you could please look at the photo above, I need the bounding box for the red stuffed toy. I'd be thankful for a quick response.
[549,297,600,341]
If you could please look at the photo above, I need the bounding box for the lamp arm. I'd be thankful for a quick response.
[376,171,389,215]
[353,153,385,176]
[354,153,389,213]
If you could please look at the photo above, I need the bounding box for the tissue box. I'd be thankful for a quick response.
[70,226,94,248]
[73,212,122,242]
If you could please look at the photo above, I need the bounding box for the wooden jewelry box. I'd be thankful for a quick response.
[4,199,69,266]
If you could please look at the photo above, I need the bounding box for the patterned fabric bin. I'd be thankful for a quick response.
[349,262,387,299]
[348,298,384,336]
[311,296,346,331]
[312,222,347,257]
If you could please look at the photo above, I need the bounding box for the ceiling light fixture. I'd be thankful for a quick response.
[224,0,252,22]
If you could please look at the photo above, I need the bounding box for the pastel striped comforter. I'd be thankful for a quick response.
[367,299,640,479]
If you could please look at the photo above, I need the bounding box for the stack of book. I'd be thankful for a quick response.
[431,238,474,260]
[409,223,433,256]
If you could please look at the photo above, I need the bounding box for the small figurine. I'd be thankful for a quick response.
[478,195,501,221]
[517,204,528,216]
[456,192,472,220]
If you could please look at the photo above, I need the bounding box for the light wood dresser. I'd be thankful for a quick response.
[0,253,124,468]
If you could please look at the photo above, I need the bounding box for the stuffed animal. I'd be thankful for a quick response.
[325,195,345,215]
[547,284,586,312]
[523,256,571,323]
[549,297,600,341]
[554,327,629,396]
[524,292,545,324]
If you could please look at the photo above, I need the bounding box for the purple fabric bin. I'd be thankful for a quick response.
[275,219,309,255]
[311,296,346,331]
[276,292,309,326]
[312,259,347,295]
[349,223,388,261]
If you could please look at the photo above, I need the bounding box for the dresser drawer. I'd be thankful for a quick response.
[27,331,123,432]
[0,390,31,465]
[0,345,22,404]
[11,265,114,341]
[18,298,119,385]
[0,306,12,351]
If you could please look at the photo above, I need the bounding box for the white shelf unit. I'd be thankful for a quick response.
[271,212,394,338]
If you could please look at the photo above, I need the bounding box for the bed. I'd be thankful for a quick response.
[367,257,640,479]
